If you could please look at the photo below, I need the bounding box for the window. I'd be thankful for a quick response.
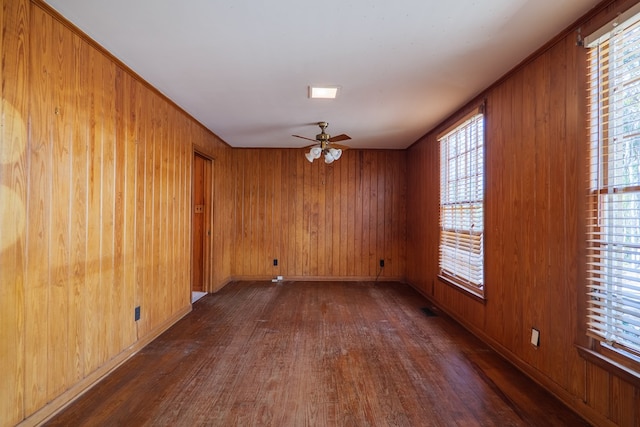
[439,107,485,297]
[586,7,640,359]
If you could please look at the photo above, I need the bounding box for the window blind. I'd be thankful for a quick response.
[586,11,640,357]
[439,111,484,296]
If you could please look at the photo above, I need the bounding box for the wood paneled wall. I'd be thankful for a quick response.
[0,1,228,425]
[11,0,636,424]
[0,1,404,423]
[229,149,406,281]
[406,0,640,425]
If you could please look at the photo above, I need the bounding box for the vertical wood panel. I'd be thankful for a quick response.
[113,67,126,356]
[324,162,334,276]
[610,376,636,426]
[339,155,349,276]
[181,122,191,299]
[48,16,73,398]
[142,94,154,330]
[122,70,137,347]
[483,83,504,313]
[134,76,147,337]
[376,154,385,277]
[25,6,53,412]
[586,363,610,418]
[85,45,104,374]
[162,101,170,319]
[385,154,396,277]
[69,30,88,384]
[519,60,538,369]
[354,152,363,277]
[296,155,305,275]
[272,151,282,276]
[547,40,569,386]
[168,110,177,307]
[0,0,28,423]
[151,97,162,327]
[564,33,587,398]
[317,161,326,276]
[101,56,116,362]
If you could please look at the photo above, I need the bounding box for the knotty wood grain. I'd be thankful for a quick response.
[46,281,589,427]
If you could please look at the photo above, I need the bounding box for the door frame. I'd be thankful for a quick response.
[191,149,214,294]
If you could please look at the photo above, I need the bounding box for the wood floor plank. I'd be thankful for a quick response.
[46,281,590,426]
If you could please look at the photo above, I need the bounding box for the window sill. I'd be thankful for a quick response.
[437,274,486,304]
[576,345,640,388]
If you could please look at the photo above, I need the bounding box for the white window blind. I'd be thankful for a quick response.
[439,109,484,296]
[586,10,640,357]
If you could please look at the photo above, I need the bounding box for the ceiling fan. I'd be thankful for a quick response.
[293,121,351,164]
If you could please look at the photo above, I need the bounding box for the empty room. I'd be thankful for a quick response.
[1,0,640,425]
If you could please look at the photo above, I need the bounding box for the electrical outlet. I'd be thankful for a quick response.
[531,328,540,347]
[379,259,385,268]
[273,258,278,266]
[134,306,141,321]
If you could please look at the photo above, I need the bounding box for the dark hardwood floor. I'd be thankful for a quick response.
[46,281,589,426]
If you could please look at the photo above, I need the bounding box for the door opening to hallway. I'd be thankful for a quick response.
[192,152,212,303]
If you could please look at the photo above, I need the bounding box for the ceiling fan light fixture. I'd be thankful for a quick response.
[305,152,316,163]
[306,146,322,162]
[309,86,339,99]
[324,152,335,164]
[296,122,349,164]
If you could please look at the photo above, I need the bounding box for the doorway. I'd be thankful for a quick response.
[192,152,212,302]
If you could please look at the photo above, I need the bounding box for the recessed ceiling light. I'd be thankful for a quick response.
[309,86,339,99]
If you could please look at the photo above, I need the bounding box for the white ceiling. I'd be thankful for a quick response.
[44,0,600,149]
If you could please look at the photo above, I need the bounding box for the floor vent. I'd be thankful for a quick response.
[420,307,437,317]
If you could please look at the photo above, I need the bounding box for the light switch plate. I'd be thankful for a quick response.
[531,328,540,347]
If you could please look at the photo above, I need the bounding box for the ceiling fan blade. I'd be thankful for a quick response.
[292,134,317,142]
[328,134,351,143]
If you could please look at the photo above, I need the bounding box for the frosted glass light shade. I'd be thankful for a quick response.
[304,146,342,164]
[324,152,335,164]
[329,148,342,160]
[306,147,322,162]
[305,152,315,162]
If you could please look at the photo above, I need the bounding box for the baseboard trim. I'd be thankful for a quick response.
[20,305,192,427]
[408,282,616,427]
[227,275,406,283]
